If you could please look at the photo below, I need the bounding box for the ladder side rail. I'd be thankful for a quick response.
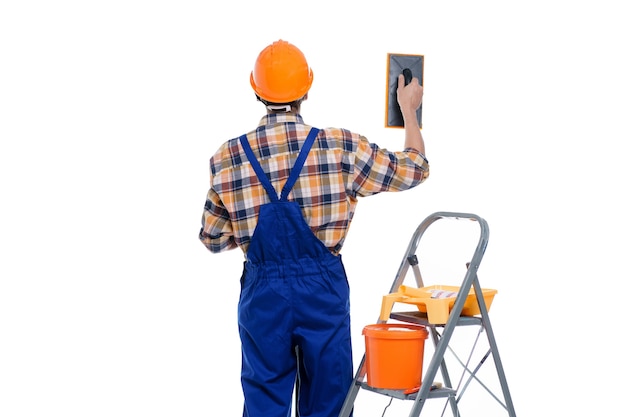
[408,255,425,288]
[386,211,445,293]
[428,329,455,389]
[471,276,517,417]
[337,355,365,417]
[428,328,461,417]
[337,214,439,417]
[409,266,479,417]
[389,260,412,294]
[337,212,440,417]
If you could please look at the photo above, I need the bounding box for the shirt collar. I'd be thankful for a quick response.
[258,113,305,127]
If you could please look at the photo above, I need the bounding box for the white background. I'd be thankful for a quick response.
[1,1,624,416]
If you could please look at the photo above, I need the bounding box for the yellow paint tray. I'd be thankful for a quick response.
[380,284,497,325]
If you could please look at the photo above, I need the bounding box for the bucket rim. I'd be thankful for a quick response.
[362,323,429,339]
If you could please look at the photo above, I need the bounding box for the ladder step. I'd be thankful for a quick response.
[390,311,484,327]
[356,380,456,400]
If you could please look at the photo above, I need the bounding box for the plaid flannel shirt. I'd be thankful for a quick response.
[199,113,429,255]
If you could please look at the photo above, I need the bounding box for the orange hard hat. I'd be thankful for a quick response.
[250,40,314,103]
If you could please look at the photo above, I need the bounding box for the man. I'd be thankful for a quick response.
[199,39,429,417]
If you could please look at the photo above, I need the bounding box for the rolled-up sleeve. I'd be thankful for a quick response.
[199,188,237,253]
[352,137,429,197]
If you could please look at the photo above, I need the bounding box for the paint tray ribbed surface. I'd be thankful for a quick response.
[379,285,497,324]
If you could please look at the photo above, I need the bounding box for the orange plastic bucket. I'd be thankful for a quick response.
[362,323,429,390]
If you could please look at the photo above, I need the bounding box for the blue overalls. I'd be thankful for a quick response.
[238,128,353,417]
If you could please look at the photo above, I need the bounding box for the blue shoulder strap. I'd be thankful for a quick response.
[239,127,320,203]
[280,127,319,201]
[239,134,279,202]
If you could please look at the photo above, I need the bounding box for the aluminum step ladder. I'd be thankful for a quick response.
[338,211,516,417]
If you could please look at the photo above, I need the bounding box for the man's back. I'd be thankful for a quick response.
[202,112,428,254]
